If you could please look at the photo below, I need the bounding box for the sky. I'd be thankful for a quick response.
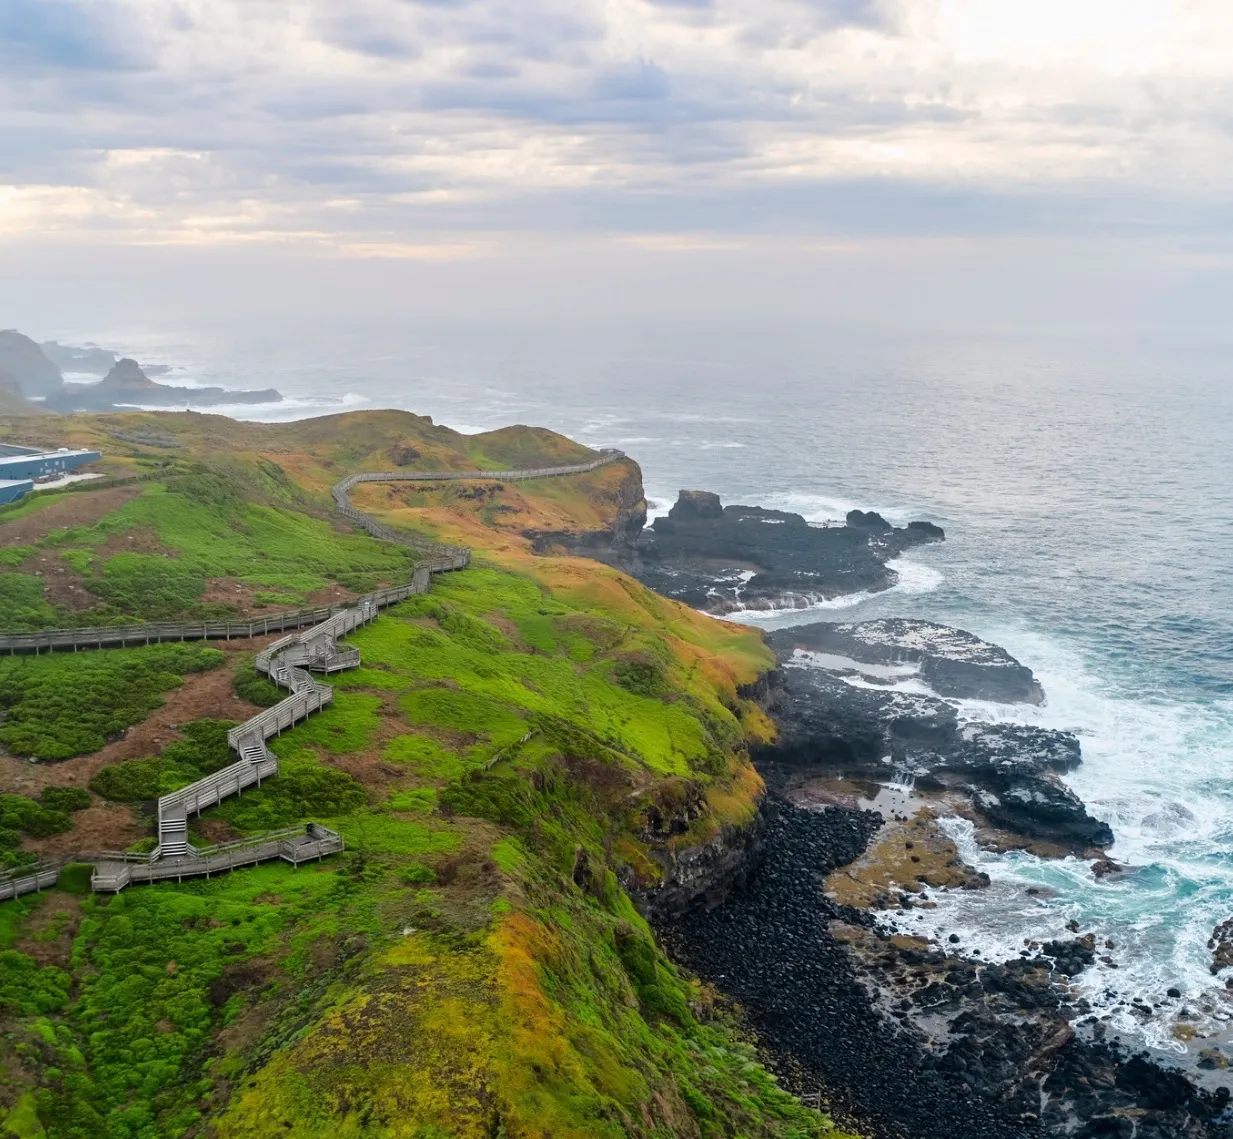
[4,0,1233,335]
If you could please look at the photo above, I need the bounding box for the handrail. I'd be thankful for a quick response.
[2,447,625,897]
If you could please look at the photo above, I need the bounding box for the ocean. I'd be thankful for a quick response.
[56,316,1233,1055]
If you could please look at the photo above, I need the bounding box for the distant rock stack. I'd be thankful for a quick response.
[0,330,64,397]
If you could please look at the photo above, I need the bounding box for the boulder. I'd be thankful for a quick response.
[668,489,723,521]
[846,508,892,532]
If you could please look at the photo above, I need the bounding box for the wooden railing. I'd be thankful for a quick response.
[2,447,625,897]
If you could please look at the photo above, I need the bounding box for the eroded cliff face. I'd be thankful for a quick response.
[525,459,648,551]
[625,804,765,922]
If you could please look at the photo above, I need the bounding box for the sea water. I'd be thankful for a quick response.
[52,317,1233,1056]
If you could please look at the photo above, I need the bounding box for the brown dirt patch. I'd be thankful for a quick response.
[215,991,279,1057]
[18,550,100,612]
[190,816,241,845]
[14,892,83,966]
[200,578,360,619]
[307,583,360,607]
[26,803,148,858]
[824,809,987,909]
[94,525,169,557]
[485,612,522,646]
[0,638,278,801]
[0,486,142,547]
[203,577,275,614]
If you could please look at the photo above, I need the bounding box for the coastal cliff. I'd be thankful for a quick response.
[0,410,851,1139]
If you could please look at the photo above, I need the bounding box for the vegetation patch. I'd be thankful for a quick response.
[1,790,93,868]
[89,720,238,802]
[232,659,283,708]
[0,644,223,760]
[208,753,367,832]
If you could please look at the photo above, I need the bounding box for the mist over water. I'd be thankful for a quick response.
[63,316,1233,1053]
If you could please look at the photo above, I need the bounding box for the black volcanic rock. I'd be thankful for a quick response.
[573,490,945,614]
[660,801,1223,1139]
[760,659,1111,851]
[909,519,946,540]
[98,358,160,390]
[770,619,1046,704]
[846,508,892,531]
[0,330,63,397]
[669,489,723,521]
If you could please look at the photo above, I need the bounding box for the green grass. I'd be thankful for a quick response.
[0,470,424,630]
[1,863,350,1139]
[345,569,735,779]
[0,644,223,760]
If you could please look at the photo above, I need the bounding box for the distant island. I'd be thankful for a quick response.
[0,330,282,413]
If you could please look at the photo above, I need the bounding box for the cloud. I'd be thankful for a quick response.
[0,0,149,70]
[593,62,672,102]
[3,0,1233,252]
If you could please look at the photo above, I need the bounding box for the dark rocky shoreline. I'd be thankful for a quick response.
[656,798,1232,1139]
[762,619,1112,854]
[641,605,1230,1135]
[588,486,1233,1133]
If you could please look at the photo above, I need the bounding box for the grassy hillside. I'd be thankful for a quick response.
[0,412,858,1139]
[0,410,643,629]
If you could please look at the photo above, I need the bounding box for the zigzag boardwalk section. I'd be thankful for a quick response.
[0,449,624,901]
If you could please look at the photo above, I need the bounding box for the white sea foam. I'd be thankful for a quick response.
[168,391,372,423]
[885,557,945,597]
[834,627,1233,1053]
[725,557,944,624]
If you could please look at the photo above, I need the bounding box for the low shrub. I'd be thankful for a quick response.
[40,786,91,813]
[234,661,283,708]
[0,795,71,838]
[89,719,237,801]
[212,755,367,831]
[0,643,223,760]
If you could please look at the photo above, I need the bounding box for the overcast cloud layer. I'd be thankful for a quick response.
[4,0,1233,256]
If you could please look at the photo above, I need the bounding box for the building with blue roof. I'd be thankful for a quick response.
[0,446,101,502]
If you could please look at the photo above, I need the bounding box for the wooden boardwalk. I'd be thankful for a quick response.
[0,450,624,899]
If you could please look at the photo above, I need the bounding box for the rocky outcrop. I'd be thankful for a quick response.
[670,489,723,521]
[627,814,763,922]
[758,625,1111,853]
[525,461,647,551]
[1209,917,1233,974]
[44,358,281,412]
[577,490,945,614]
[388,443,422,466]
[0,331,63,397]
[846,508,892,531]
[39,340,117,376]
[770,619,1046,704]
